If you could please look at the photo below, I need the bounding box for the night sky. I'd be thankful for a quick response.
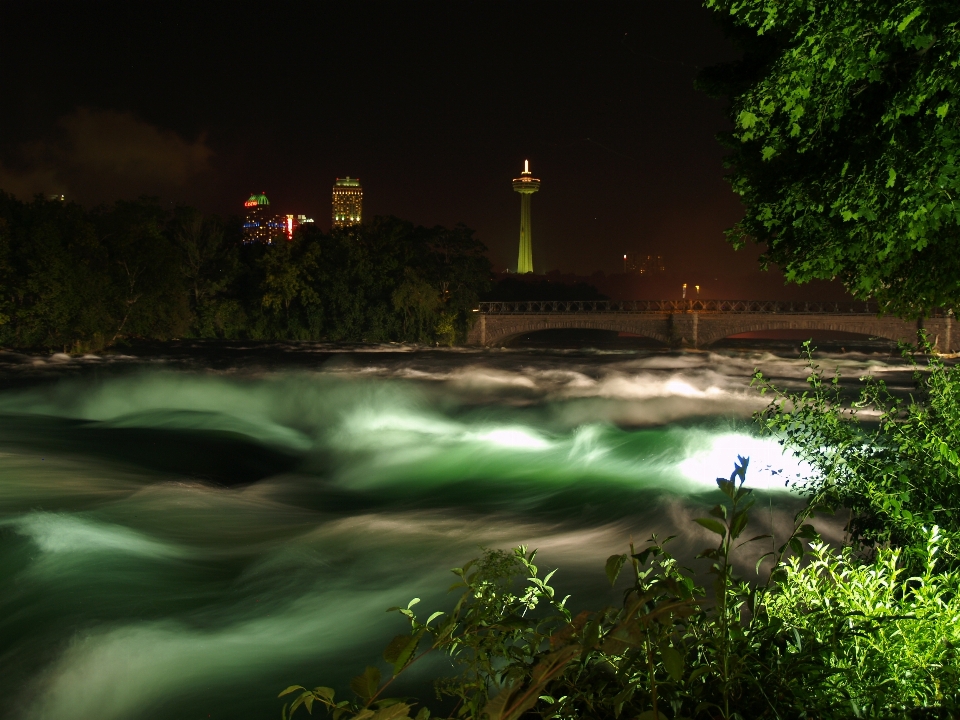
[0,1,848,297]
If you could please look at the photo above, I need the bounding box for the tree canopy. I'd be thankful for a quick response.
[0,193,490,350]
[700,0,960,317]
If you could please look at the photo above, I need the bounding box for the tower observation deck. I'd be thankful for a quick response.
[512,160,540,274]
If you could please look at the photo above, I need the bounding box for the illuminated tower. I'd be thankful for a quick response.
[332,177,363,229]
[512,160,540,274]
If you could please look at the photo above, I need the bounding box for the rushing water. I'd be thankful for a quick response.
[0,342,914,720]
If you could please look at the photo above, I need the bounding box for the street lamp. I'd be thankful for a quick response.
[682,283,687,299]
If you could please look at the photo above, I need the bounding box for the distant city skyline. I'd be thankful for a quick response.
[0,1,852,298]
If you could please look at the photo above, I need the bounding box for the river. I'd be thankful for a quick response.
[0,340,912,720]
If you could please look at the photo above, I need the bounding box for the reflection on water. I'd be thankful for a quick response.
[0,344,913,720]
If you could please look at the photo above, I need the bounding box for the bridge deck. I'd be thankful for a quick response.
[476,299,958,315]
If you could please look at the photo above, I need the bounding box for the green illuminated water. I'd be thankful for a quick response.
[0,345,909,720]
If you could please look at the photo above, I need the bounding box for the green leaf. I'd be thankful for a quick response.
[605,553,628,586]
[695,517,726,537]
[887,168,897,188]
[662,646,684,682]
[755,551,774,574]
[729,510,749,540]
[788,537,804,558]
[279,685,306,698]
[716,478,736,499]
[936,102,950,119]
[383,635,412,664]
[897,7,922,33]
[313,687,335,702]
[350,666,381,700]
[382,634,420,675]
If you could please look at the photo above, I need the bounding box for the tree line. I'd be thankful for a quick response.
[0,192,491,351]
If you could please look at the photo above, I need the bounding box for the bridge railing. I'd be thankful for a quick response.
[476,300,895,314]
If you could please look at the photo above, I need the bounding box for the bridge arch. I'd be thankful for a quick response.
[697,315,920,347]
[478,315,672,347]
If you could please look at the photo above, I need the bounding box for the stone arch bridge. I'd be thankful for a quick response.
[466,300,957,352]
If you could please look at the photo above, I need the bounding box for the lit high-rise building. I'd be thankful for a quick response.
[512,160,540,274]
[332,177,363,229]
[243,192,284,244]
[640,254,666,275]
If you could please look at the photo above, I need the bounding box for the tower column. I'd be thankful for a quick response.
[512,160,541,274]
[518,194,533,273]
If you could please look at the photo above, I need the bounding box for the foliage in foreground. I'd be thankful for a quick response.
[753,341,960,570]
[766,526,960,715]
[281,458,960,719]
[699,0,960,316]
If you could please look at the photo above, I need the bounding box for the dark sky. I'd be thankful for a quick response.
[0,0,846,296]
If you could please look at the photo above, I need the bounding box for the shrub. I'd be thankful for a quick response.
[752,341,960,569]
[765,526,960,716]
[280,459,960,719]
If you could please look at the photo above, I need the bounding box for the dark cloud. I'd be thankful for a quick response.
[0,108,214,205]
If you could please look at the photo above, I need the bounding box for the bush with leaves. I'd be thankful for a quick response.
[279,544,573,720]
[753,341,960,569]
[765,525,960,716]
[279,458,960,719]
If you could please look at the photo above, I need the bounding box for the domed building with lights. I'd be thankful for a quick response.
[242,192,288,244]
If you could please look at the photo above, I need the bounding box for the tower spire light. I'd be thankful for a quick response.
[512,160,541,274]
